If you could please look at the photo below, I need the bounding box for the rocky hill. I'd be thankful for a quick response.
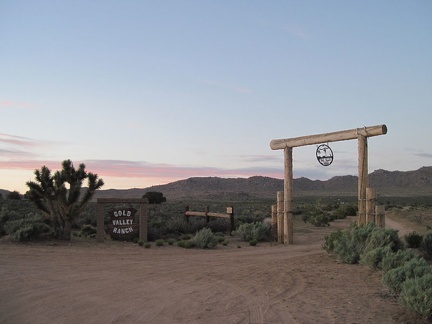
[95,166,432,201]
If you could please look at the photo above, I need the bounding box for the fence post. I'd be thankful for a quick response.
[271,205,277,242]
[228,206,234,235]
[139,199,149,242]
[366,187,377,224]
[375,205,386,228]
[277,191,284,243]
[96,203,105,243]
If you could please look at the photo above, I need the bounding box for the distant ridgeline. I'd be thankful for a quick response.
[1,167,430,201]
[91,167,432,201]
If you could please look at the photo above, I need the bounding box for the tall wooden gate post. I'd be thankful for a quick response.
[358,135,369,225]
[270,124,387,244]
[284,147,294,244]
[276,191,284,243]
[366,187,377,224]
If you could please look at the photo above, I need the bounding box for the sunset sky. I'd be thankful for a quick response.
[1,1,431,194]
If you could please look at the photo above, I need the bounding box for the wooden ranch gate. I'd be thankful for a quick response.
[270,124,387,244]
[96,198,149,243]
[184,206,235,235]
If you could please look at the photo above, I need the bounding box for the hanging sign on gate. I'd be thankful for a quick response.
[316,144,333,166]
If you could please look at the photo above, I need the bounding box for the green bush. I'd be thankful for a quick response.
[138,239,144,246]
[380,249,419,273]
[332,204,357,219]
[155,239,165,246]
[144,242,151,248]
[249,239,258,246]
[236,222,271,242]
[364,227,403,253]
[323,229,344,252]
[399,273,432,319]
[4,215,53,242]
[181,234,193,240]
[192,228,218,249]
[302,207,331,226]
[215,233,225,243]
[167,238,175,245]
[327,223,376,264]
[404,232,423,249]
[359,246,393,270]
[80,224,97,238]
[177,239,194,248]
[422,231,432,258]
[382,258,432,293]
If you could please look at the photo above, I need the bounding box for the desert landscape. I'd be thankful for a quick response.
[0,215,427,324]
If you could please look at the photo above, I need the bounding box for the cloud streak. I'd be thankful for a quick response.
[0,133,41,147]
[0,100,34,109]
[0,159,284,182]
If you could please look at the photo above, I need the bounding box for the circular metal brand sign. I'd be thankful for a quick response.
[316,144,334,166]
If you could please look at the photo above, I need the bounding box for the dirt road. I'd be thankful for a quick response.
[0,217,420,324]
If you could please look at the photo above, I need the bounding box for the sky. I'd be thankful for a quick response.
[1,1,431,194]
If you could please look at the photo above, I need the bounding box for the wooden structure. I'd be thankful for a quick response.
[270,124,387,244]
[184,206,235,235]
[96,198,149,243]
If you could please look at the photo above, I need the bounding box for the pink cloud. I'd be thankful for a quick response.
[0,159,283,182]
[240,155,281,163]
[0,100,34,109]
[0,133,41,147]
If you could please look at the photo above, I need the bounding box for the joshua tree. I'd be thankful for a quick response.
[26,159,104,240]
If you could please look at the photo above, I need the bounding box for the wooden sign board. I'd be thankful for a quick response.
[108,207,139,240]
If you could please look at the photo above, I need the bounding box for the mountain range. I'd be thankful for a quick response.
[95,166,432,201]
[1,167,430,201]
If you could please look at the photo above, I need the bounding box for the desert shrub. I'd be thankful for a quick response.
[363,227,403,254]
[73,203,97,228]
[0,206,29,236]
[138,239,144,246]
[326,223,376,264]
[249,239,258,246]
[144,242,151,248]
[155,239,165,246]
[147,226,165,241]
[167,238,175,245]
[177,240,194,248]
[4,215,54,242]
[422,231,432,258]
[323,229,344,252]
[181,234,193,240]
[206,218,230,233]
[380,249,419,273]
[302,205,331,226]
[332,204,357,219]
[236,222,271,242]
[192,228,218,249]
[164,217,192,235]
[399,273,432,319]
[360,246,393,270]
[404,232,424,249]
[216,235,225,243]
[382,258,432,293]
[80,224,97,238]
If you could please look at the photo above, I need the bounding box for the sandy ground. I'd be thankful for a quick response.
[0,216,426,324]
